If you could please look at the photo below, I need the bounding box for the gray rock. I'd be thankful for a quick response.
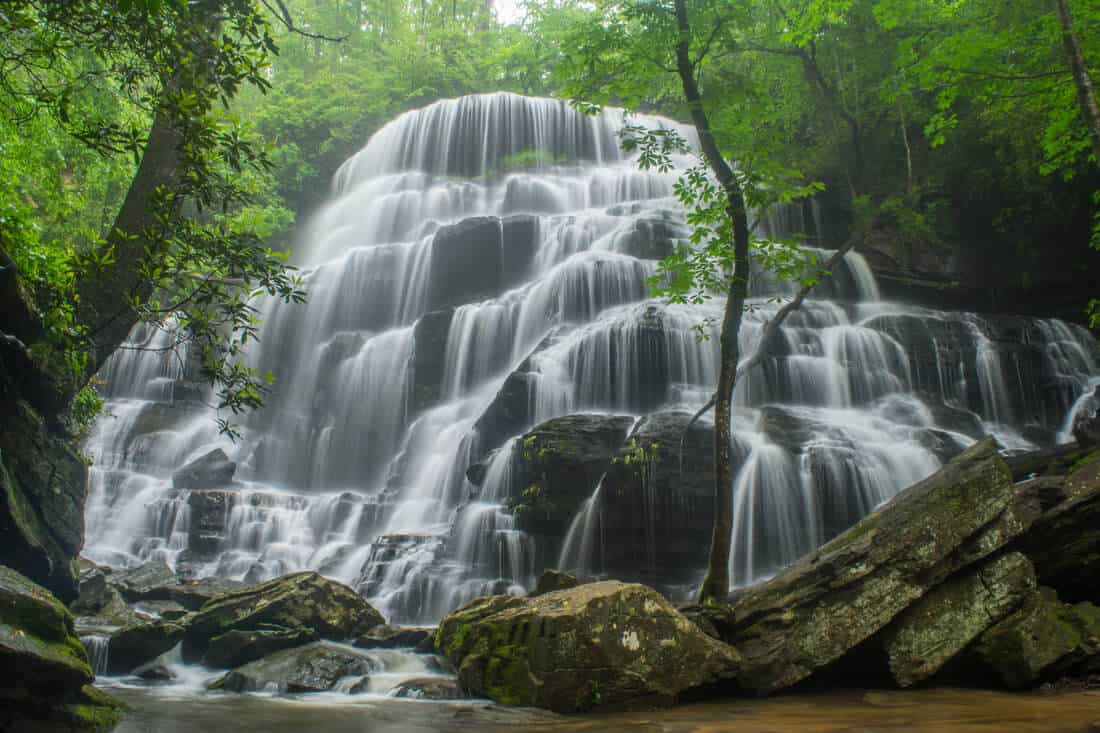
[202,626,319,669]
[390,676,465,700]
[172,448,236,490]
[107,619,187,675]
[210,642,373,693]
[531,570,578,597]
[352,625,432,650]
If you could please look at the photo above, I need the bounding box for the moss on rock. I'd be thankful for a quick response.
[435,581,740,713]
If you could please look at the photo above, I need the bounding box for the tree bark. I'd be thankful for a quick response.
[75,110,181,375]
[1054,0,1100,163]
[672,0,751,605]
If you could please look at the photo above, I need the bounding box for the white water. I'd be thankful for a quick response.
[84,92,1100,623]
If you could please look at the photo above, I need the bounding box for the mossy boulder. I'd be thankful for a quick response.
[704,439,1038,695]
[435,580,740,712]
[0,566,121,731]
[971,586,1100,689]
[208,641,372,693]
[182,571,384,661]
[201,625,319,669]
[107,618,188,675]
[880,551,1036,687]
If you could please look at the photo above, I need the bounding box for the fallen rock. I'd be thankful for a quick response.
[704,439,1038,695]
[209,642,372,693]
[391,676,465,700]
[182,572,384,661]
[0,565,122,730]
[107,619,188,675]
[164,576,246,611]
[435,580,740,712]
[133,599,189,621]
[108,560,178,602]
[971,586,1100,689]
[531,569,578,597]
[202,626,319,669]
[172,448,236,490]
[133,661,176,681]
[880,551,1036,687]
[353,625,432,650]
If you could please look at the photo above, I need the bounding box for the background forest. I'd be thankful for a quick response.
[2,0,1098,422]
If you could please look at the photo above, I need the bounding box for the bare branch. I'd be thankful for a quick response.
[261,0,349,42]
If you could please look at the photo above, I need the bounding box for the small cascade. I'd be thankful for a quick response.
[81,634,111,677]
[82,92,1100,625]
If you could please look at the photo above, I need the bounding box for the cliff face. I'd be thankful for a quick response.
[0,252,87,603]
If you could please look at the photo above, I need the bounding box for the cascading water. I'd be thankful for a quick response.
[83,92,1100,624]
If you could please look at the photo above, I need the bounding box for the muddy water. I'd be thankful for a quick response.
[110,687,1100,732]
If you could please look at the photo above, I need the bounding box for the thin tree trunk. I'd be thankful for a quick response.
[672,0,751,606]
[1054,0,1100,163]
[899,101,913,195]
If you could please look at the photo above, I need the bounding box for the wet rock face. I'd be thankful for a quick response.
[506,414,636,537]
[210,642,373,693]
[0,400,88,603]
[182,571,384,662]
[0,565,122,731]
[427,215,540,311]
[172,448,236,490]
[435,580,740,713]
[410,307,455,416]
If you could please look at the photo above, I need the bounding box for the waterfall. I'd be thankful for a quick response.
[83,92,1100,621]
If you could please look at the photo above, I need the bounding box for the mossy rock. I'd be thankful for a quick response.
[971,586,1100,689]
[0,566,121,731]
[182,571,384,661]
[880,551,1036,687]
[202,625,319,669]
[107,618,188,675]
[706,439,1037,695]
[435,581,740,713]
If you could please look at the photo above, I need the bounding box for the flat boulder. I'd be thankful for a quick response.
[108,560,178,602]
[391,676,465,700]
[182,572,384,661]
[209,642,372,693]
[706,439,1038,695]
[107,618,188,675]
[202,626,319,669]
[435,580,740,712]
[353,625,432,650]
[172,448,236,490]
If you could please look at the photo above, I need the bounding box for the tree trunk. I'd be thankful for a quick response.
[672,0,752,605]
[75,110,181,377]
[1054,0,1100,163]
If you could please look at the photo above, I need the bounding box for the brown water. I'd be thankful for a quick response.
[110,687,1100,733]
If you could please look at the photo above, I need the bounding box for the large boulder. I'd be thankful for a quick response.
[435,580,740,712]
[705,439,1040,695]
[879,551,1037,687]
[172,448,236,490]
[182,572,384,661]
[970,586,1100,689]
[107,560,178,601]
[209,642,372,693]
[202,626,319,669]
[390,676,465,700]
[352,625,432,650]
[0,565,122,730]
[0,400,88,603]
[107,618,188,675]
